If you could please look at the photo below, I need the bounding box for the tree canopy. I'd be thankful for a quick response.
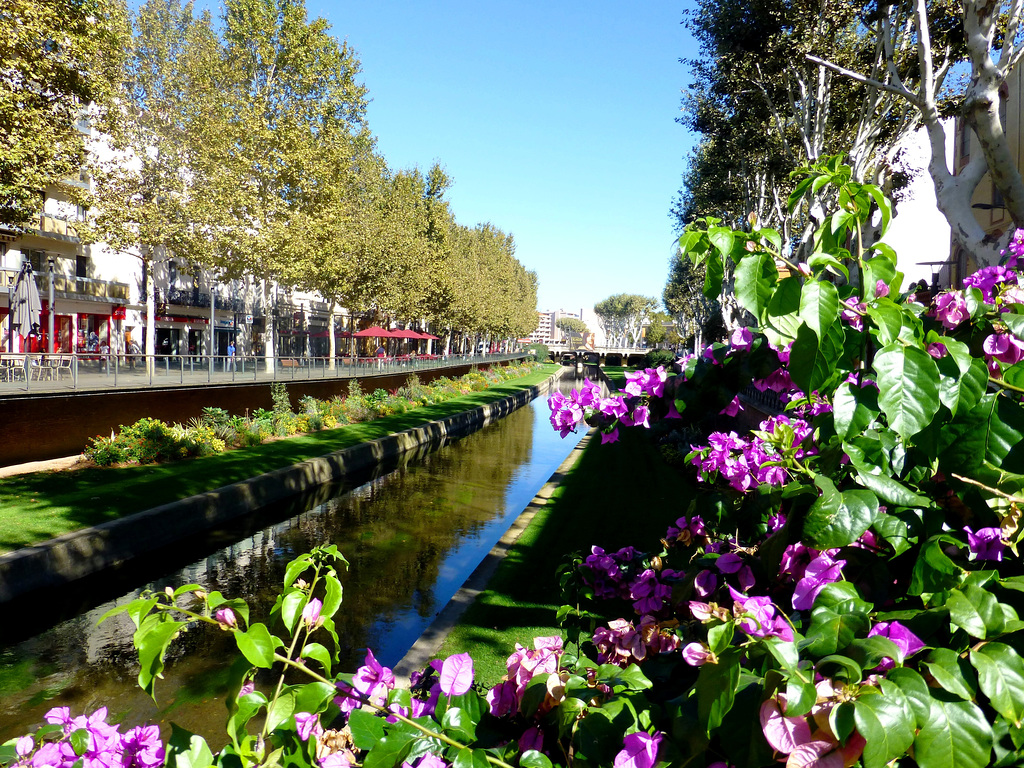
[594,294,659,348]
[0,0,128,229]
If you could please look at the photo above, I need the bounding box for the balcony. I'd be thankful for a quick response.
[41,273,130,303]
[33,213,83,243]
[159,287,246,313]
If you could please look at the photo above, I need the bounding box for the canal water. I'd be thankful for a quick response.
[0,375,592,743]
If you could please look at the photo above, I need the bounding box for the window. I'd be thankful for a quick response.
[76,254,89,278]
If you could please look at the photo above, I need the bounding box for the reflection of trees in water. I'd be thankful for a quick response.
[0,401,536,740]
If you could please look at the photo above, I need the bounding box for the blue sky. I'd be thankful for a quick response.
[303,1,700,313]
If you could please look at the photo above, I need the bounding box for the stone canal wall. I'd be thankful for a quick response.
[0,368,565,603]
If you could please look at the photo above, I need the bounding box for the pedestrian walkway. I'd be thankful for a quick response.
[0,352,522,395]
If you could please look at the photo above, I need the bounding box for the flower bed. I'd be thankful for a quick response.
[83,363,541,467]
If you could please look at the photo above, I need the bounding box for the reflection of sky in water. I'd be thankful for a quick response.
[0,377,593,743]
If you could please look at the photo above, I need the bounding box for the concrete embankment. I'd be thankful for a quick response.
[0,369,565,603]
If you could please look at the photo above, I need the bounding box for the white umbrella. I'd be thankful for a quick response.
[10,262,41,348]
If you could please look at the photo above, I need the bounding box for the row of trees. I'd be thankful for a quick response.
[1,0,537,359]
[673,0,1024,269]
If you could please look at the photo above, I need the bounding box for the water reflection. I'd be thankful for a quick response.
[0,377,590,743]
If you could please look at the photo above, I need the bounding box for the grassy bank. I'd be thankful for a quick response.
[436,419,690,684]
[0,364,558,554]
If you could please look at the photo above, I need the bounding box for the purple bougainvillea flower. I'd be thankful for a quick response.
[352,649,395,705]
[720,396,744,417]
[121,725,165,768]
[759,697,812,754]
[933,291,969,329]
[613,731,664,768]
[294,712,322,742]
[439,653,474,696]
[518,726,544,753]
[964,264,1018,302]
[15,736,33,758]
[600,427,620,445]
[840,296,866,331]
[715,552,743,574]
[486,680,518,717]
[874,280,890,299]
[730,327,754,352]
[302,598,323,627]
[598,395,628,419]
[729,586,793,642]
[868,620,925,670]
[694,569,718,597]
[964,526,1007,561]
[215,607,237,628]
[926,342,948,359]
[682,642,712,667]
[321,753,353,768]
[791,552,845,611]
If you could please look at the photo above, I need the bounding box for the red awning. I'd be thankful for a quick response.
[353,326,395,338]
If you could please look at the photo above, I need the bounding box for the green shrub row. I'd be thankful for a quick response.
[84,362,541,467]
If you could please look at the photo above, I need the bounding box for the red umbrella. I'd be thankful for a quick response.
[390,329,421,339]
[353,326,395,338]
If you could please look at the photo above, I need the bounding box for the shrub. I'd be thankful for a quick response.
[643,348,676,368]
[525,342,549,361]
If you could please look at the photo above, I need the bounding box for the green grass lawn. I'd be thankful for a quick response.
[0,365,558,554]
[436,421,691,684]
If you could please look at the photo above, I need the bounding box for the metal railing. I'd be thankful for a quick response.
[0,351,526,393]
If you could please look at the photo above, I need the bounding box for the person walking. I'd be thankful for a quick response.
[227,339,236,372]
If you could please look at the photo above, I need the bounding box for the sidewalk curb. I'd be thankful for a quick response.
[392,427,596,683]
[0,370,566,603]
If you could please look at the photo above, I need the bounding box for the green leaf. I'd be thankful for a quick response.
[707,621,734,655]
[874,343,941,438]
[833,382,879,439]
[235,623,276,669]
[785,676,816,718]
[452,748,490,768]
[703,251,725,300]
[300,643,333,677]
[442,707,476,743]
[924,648,977,701]
[697,648,740,733]
[519,750,553,768]
[845,440,930,507]
[226,691,267,746]
[914,696,994,768]
[708,226,735,257]
[735,250,779,320]
[887,668,932,727]
[799,280,840,340]
[348,708,386,750]
[322,574,343,619]
[866,299,903,346]
[69,728,90,756]
[764,637,800,672]
[283,555,312,590]
[970,643,1024,727]
[854,683,916,768]
[788,177,814,211]
[265,689,295,733]
[910,536,964,596]
[804,481,879,549]
[806,607,869,657]
[790,322,843,395]
[807,252,850,281]
[280,591,305,634]
[293,681,336,715]
[948,586,1004,639]
[764,277,802,346]
[866,188,894,237]
[135,617,185,700]
[363,732,415,768]
[167,724,215,768]
[936,338,988,417]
